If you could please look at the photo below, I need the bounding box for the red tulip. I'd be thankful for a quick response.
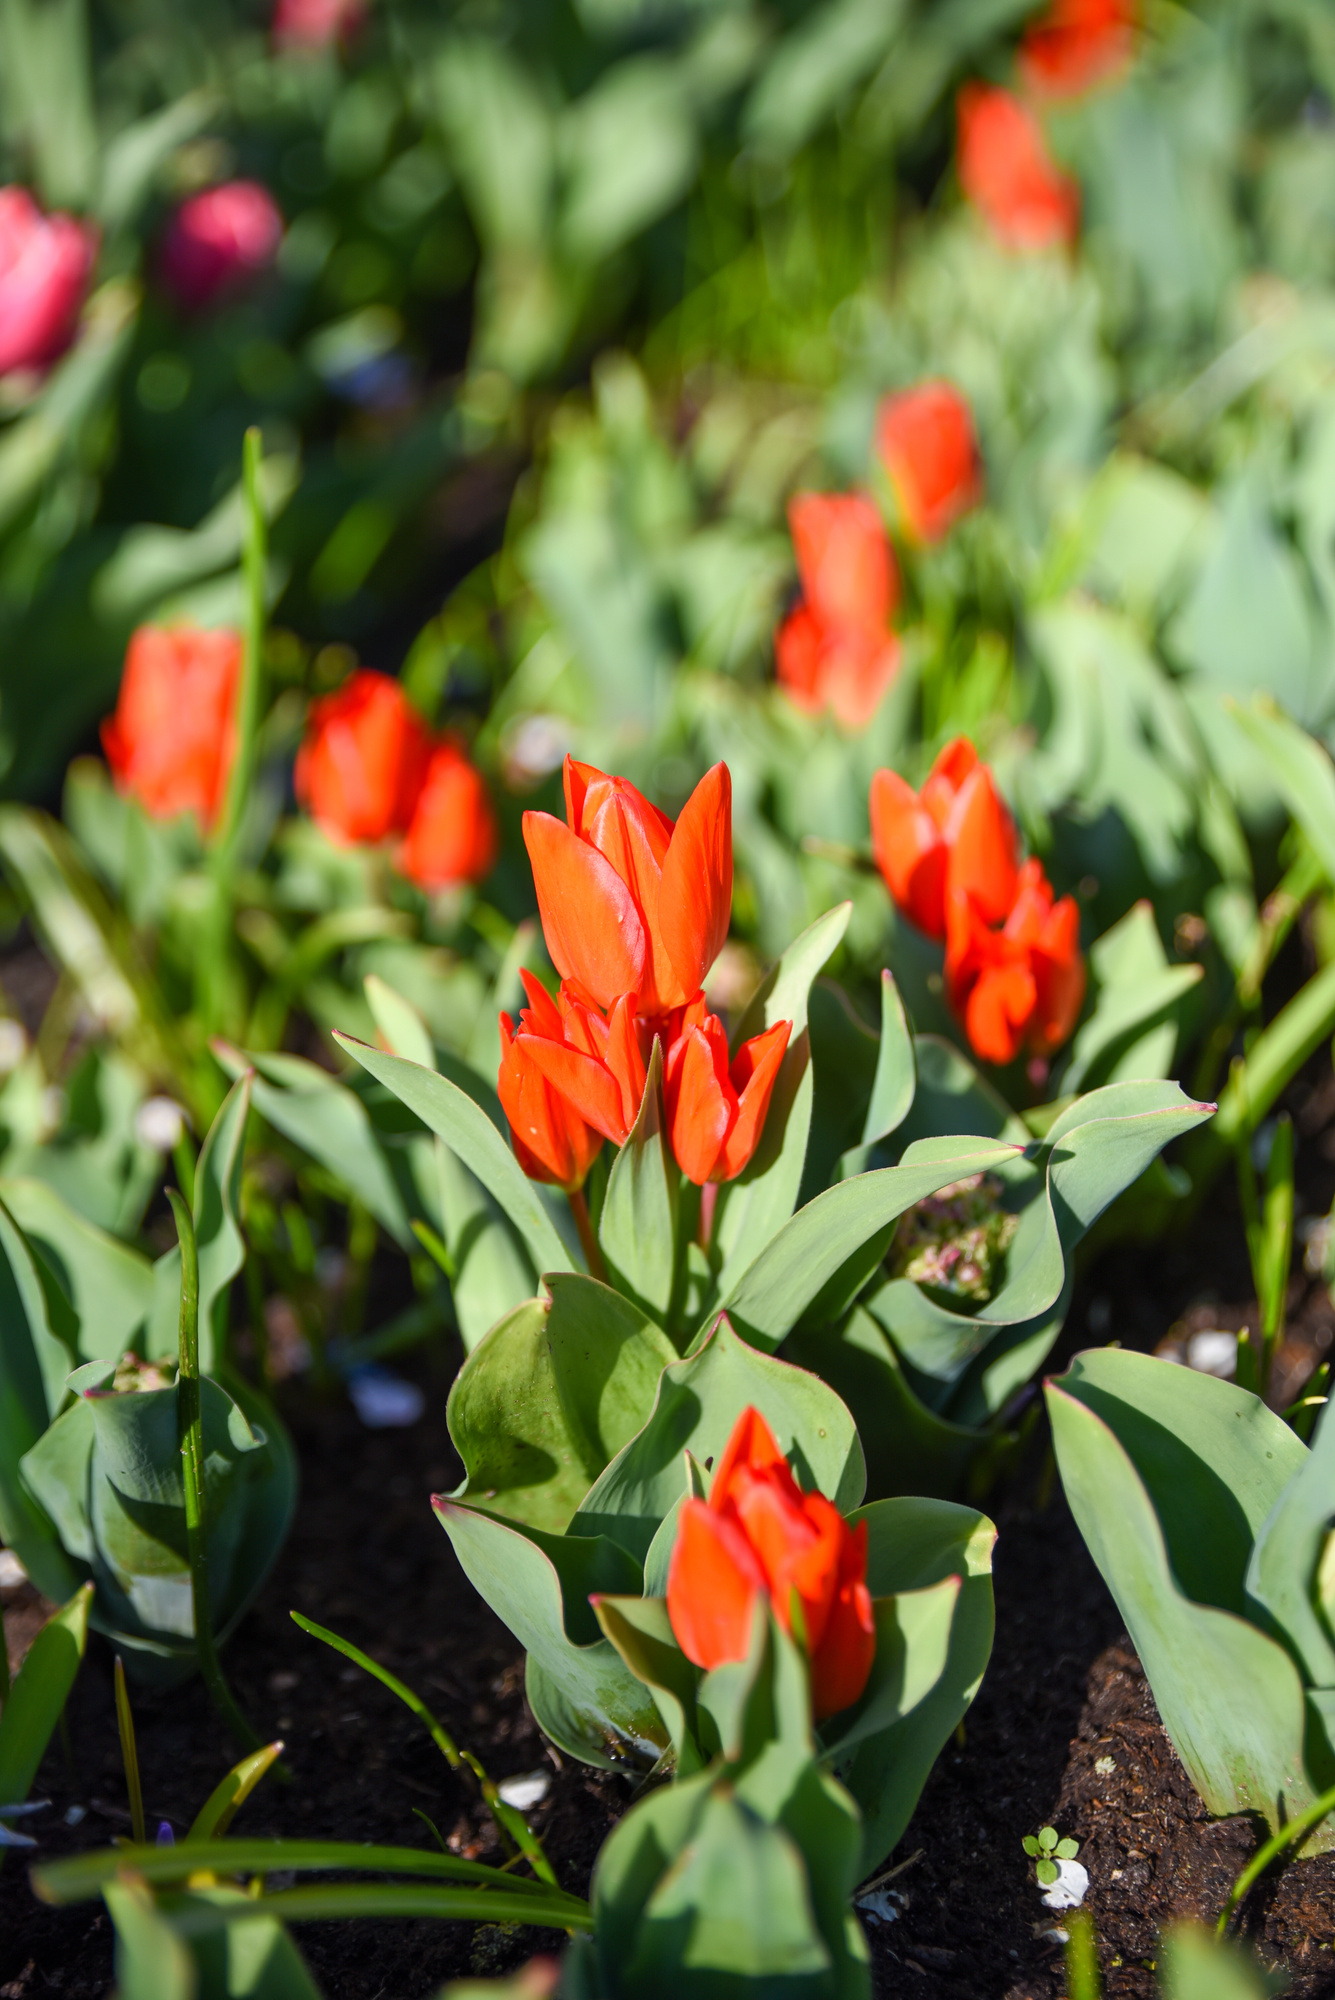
[397,736,498,890]
[160,181,283,312]
[869,737,1019,941]
[101,625,241,828]
[273,0,365,48]
[498,973,604,1192]
[875,382,983,546]
[513,980,649,1150]
[946,857,1085,1066]
[0,186,97,378]
[523,759,732,1019]
[295,669,433,847]
[664,998,791,1186]
[1019,0,1136,99]
[665,1406,875,1720]
[775,492,902,728]
[956,84,1079,252]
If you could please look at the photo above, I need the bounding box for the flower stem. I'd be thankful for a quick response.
[168,1188,263,1756]
[567,1187,606,1282]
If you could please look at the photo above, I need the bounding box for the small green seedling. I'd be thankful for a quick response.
[1022,1824,1080,1886]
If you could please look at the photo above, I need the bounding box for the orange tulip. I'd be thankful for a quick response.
[869,737,1019,941]
[664,998,791,1186]
[775,492,902,729]
[875,382,984,546]
[665,1406,875,1721]
[1019,0,1136,100]
[397,736,498,890]
[523,759,732,1019]
[946,857,1086,1066]
[101,624,241,828]
[498,972,605,1192]
[956,83,1079,252]
[295,669,433,847]
[512,978,649,1150]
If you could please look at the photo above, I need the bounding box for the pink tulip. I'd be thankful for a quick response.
[160,182,283,312]
[273,0,365,47]
[0,187,96,378]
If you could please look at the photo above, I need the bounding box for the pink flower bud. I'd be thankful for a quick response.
[272,0,366,48]
[159,181,283,313]
[0,187,97,378]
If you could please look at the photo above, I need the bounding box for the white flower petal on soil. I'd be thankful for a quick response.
[855,1887,904,1924]
[497,1770,551,1810]
[1040,1857,1089,1910]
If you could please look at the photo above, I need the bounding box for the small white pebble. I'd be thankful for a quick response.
[0,1019,27,1073]
[497,1771,551,1811]
[64,1805,87,1827]
[0,1548,27,1589]
[1041,1858,1089,1910]
[1187,1329,1237,1377]
[1094,1755,1116,1776]
[135,1095,187,1153]
[855,1887,904,1924]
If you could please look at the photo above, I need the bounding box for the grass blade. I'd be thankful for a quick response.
[114,1657,145,1846]
[187,1740,285,1840]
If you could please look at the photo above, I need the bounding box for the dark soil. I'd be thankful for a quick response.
[4,1100,1335,1997]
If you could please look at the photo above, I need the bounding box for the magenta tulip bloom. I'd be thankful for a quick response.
[160,182,283,312]
[0,187,96,378]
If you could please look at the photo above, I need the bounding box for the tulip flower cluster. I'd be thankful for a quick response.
[774,383,982,727]
[499,759,791,1192]
[870,737,1085,1067]
[666,1406,876,1720]
[100,631,496,892]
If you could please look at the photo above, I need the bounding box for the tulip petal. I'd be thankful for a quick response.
[520,1033,634,1146]
[710,1405,791,1506]
[810,1574,877,1720]
[944,765,1019,926]
[869,768,948,938]
[714,1019,792,1182]
[965,959,1037,1066]
[658,763,732,1003]
[666,1499,765,1671]
[523,811,647,1010]
[665,1022,730,1185]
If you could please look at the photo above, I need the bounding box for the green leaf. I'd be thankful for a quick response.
[446,1298,591,1533]
[333,1034,572,1278]
[1158,1920,1273,2000]
[1022,1836,1040,1856]
[598,1043,677,1327]
[592,1593,707,1776]
[802,980,881,1205]
[1047,1353,1323,1839]
[0,1581,91,1811]
[1055,1837,1079,1859]
[0,1191,83,1584]
[1062,903,1203,1094]
[432,1498,665,1769]
[1036,1857,1058,1885]
[145,1075,254,1370]
[434,1144,537,1355]
[0,1178,151,1365]
[213,1044,411,1251]
[1246,1399,1335,1687]
[1038,1826,1058,1851]
[714,1138,1022,1353]
[101,1876,195,2000]
[864,970,917,1147]
[187,1741,285,1842]
[573,1314,864,1562]
[363,974,436,1073]
[1227,697,1335,884]
[711,903,853,1299]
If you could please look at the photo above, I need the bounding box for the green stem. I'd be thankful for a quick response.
[1063,1908,1102,2000]
[113,1657,145,1845]
[1217,1780,1335,1935]
[568,1186,606,1283]
[168,1189,263,1756]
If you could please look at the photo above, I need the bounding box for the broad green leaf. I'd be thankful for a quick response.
[714,1139,1021,1353]
[1047,1359,1322,1839]
[102,1877,195,2000]
[711,903,852,1298]
[828,1498,995,1870]
[0,1197,82,1599]
[801,980,881,1205]
[434,1144,537,1355]
[334,1034,572,1278]
[1227,696,1335,884]
[1246,1398,1335,1687]
[598,1044,677,1327]
[546,1274,676,1479]
[178,1885,324,2000]
[433,1498,664,1769]
[573,1315,864,1561]
[0,1177,153,1365]
[0,1581,91,1811]
[864,970,917,1147]
[213,1044,411,1250]
[1158,1921,1272,2000]
[593,1594,706,1777]
[145,1074,253,1370]
[447,1298,590,1533]
[559,58,697,265]
[1062,902,1203,1093]
[363,974,436,1073]
[783,1307,989,1501]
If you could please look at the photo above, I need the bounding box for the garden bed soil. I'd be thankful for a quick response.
[5,1107,1335,1997]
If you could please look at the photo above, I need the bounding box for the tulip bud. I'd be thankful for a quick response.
[946,857,1086,1066]
[397,736,499,890]
[869,736,1019,941]
[875,381,983,546]
[272,0,365,49]
[295,668,433,847]
[0,186,97,379]
[100,624,242,828]
[665,1406,875,1720]
[1019,0,1137,100]
[498,973,605,1192]
[775,492,902,728]
[663,998,791,1186]
[160,181,283,313]
[956,84,1079,253]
